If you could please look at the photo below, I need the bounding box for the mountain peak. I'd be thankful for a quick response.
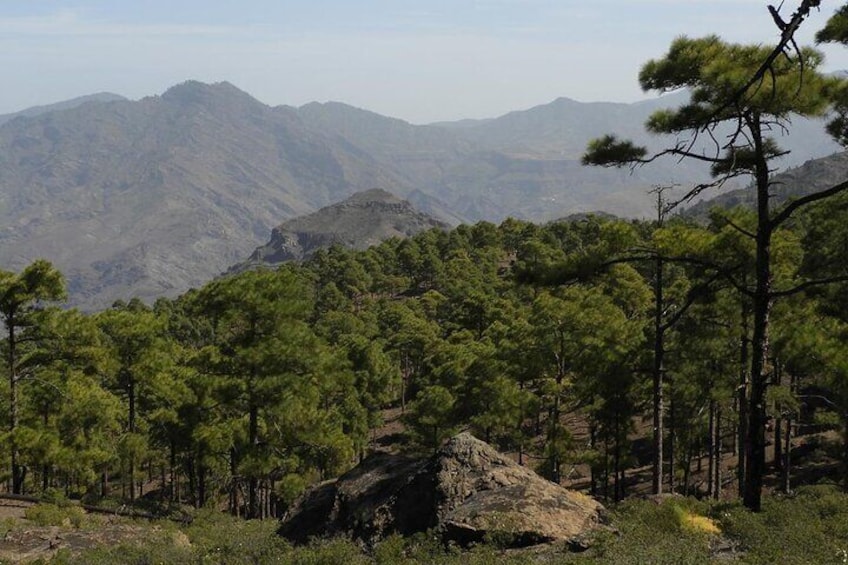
[341,188,404,205]
[160,80,259,107]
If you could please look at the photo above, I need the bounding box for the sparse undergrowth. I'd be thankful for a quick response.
[23,503,88,529]
[15,484,847,564]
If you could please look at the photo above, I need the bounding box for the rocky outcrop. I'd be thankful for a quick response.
[238,189,449,268]
[278,433,606,549]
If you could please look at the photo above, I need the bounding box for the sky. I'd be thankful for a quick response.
[2,1,848,124]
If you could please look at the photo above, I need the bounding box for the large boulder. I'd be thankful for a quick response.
[278,433,606,549]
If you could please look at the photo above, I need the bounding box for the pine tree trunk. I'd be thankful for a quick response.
[248,402,259,519]
[9,321,22,495]
[187,458,196,507]
[738,305,750,498]
[668,395,676,493]
[198,462,207,508]
[697,436,703,473]
[714,406,722,500]
[614,417,622,502]
[784,418,793,494]
[169,441,177,502]
[683,446,692,496]
[229,448,238,516]
[842,414,848,493]
[603,437,610,501]
[589,422,597,497]
[743,117,773,512]
[652,253,665,495]
[708,400,715,498]
[774,363,782,470]
[128,378,136,501]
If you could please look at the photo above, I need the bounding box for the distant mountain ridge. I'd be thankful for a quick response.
[236,189,448,270]
[0,93,127,126]
[0,80,843,309]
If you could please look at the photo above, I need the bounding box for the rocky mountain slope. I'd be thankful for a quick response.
[684,150,848,219]
[238,189,448,268]
[0,80,842,309]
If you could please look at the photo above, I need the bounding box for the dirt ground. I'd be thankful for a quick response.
[0,500,31,521]
[0,499,180,564]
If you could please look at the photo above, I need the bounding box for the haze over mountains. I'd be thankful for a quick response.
[0,80,843,309]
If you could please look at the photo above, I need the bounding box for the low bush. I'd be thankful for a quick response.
[24,503,87,528]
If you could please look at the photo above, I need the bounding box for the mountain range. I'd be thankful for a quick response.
[0,80,843,309]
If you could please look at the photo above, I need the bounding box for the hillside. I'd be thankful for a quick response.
[237,189,449,268]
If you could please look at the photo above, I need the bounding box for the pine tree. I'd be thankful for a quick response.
[583,34,845,510]
[0,260,66,493]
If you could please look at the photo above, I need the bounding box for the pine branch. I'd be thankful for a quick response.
[771,274,848,298]
[660,271,726,332]
[723,218,757,240]
[594,252,751,298]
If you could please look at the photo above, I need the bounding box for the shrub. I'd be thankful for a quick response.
[717,485,848,564]
[24,504,87,528]
[588,498,713,564]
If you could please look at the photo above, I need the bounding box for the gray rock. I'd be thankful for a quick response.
[278,433,606,549]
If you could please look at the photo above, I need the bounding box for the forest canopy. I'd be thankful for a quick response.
[3,197,848,517]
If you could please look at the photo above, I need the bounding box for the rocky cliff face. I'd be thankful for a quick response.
[239,189,449,268]
[278,433,606,550]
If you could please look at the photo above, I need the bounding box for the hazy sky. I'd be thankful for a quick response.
[3,1,848,123]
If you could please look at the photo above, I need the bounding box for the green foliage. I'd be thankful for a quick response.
[0,259,67,321]
[8,9,848,565]
[24,503,87,528]
[581,134,647,167]
[3,192,848,530]
[817,5,848,46]
[718,486,848,564]
[585,34,840,172]
[404,385,457,451]
[590,498,714,564]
